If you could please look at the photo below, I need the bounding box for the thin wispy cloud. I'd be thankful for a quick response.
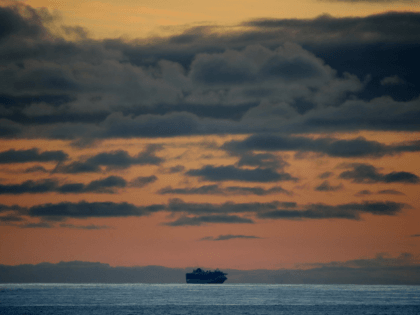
[200,234,262,241]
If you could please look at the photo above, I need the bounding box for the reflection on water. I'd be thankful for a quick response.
[1,284,419,315]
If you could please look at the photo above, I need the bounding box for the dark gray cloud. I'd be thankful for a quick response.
[314,180,343,191]
[377,189,405,195]
[257,201,406,220]
[24,165,49,173]
[200,234,261,241]
[223,135,420,158]
[318,171,333,179]
[80,176,126,193]
[0,94,75,109]
[224,185,292,195]
[1,199,408,226]
[21,222,54,228]
[165,199,406,223]
[167,165,185,173]
[242,12,420,42]
[0,214,24,222]
[0,204,25,213]
[0,179,57,194]
[289,97,420,133]
[186,165,296,182]
[235,152,288,170]
[306,253,417,269]
[0,148,68,163]
[167,198,286,215]
[339,163,420,184]
[0,176,127,195]
[356,189,405,196]
[158,184,291,196]
[53,161,100,174]
[164,215,254,226]
[54,146,162,173]
[28,201,164,219]
[59,223,112,230]
[86,145,162,167]
[120,102,259,121]
[97,112,203,139]
[0,6,420,142]
[355,190,372,196]
[158,185,222,195]
[129,175,158,188]
[411,234,420,237]
[0,4,47,41]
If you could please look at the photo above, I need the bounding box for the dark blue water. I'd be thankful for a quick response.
[1,284,419,314]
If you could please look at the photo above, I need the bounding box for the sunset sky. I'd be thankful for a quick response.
[0,0,420,272]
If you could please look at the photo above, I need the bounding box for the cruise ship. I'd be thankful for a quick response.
[186,268,227,284]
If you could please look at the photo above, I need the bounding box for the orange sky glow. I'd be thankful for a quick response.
[0,0,419,272]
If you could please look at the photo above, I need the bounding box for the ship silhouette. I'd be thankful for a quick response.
[186,268,227,284]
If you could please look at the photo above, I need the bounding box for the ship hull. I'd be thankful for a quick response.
[186,268,227,284]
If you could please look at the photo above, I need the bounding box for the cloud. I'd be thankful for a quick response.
[80,176,126,193]
[223,135,420,158]
[224,186,292,195]
[59,223,112,230]
[0,148,68,163]
[235,152,288,170]
[355,190,372,196]
[314,180,343,191]
[28,201,164,219]
[158,184,291,195]
[21,222,54,228]
[381,75,405,86]
[1,254,419,284]
[0,179,57,194]
[166,198,287,215]
[318,172,333,179]
[186,165,296,182]
[1,9,420,141]
[167,165,185,173]
[1,199,409,227]
[54,146,163,173]
[377,189,405,195]
[86,145,162,167]
[0,176,128,194]
[200,234,262,241]
[129,175,157,188]
[164,215,254,226]
[0,4,48,42]
[158,185,223,195]
[0,214,24,222]
[257,201,407,220]
[242,12,420,43]
[0,204,25,213]
[24,165,49,173]
[306,253,418,269]
[3,6,419,141]
[411,234,420,237]
[339,163,420,184]
[355,189,405,196]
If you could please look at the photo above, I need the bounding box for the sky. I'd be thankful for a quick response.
[0,0,420,273]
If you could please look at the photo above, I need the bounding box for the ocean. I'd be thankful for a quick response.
[0,283,419,315]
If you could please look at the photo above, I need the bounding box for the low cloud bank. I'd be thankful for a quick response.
[1,254,419,284]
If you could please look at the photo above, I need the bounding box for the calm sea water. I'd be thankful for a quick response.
[0,284,419,315]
